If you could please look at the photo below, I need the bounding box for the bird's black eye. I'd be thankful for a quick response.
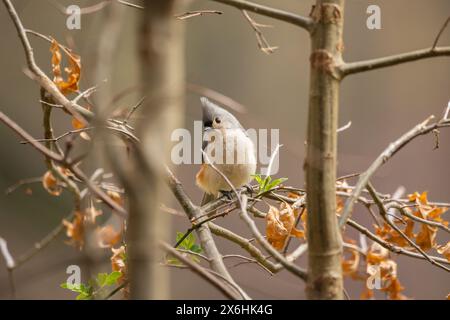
[214,117,221,124]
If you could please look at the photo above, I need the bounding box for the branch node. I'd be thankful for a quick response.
[310,49,340,79]
[309,3,342,25]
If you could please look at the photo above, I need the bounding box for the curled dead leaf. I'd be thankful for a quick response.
[96,225,121,248]
[266,205,288,250]
[266,203,304,250]
[415,223,437,251]
[111,245,127,284]
[437,242,450,262]
[63,211,84,249]
[407,191,448,251]
[50,39,81,95]
[375,222,411,248]
[42,170,62,196]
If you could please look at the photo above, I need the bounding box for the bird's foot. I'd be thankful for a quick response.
[243,184,254,196]
[219,190,234,202]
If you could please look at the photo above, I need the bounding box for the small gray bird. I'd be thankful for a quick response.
[196,97,256,204]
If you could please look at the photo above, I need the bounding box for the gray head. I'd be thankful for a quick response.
[200,97,243,130]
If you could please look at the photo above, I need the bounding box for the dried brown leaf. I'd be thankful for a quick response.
[42,170,62,196]
[63,211,84,249]
[96,225,121,248]
[50,39,81,95]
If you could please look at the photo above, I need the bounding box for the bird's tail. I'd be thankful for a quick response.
[201,192,216,206]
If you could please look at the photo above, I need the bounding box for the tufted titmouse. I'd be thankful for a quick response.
[196,97,256,204]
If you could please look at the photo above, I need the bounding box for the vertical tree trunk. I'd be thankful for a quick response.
[305,0,344,299]
[126,0,185,299]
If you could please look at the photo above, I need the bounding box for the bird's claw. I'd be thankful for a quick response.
[219,190,234,202]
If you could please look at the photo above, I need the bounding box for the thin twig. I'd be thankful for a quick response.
[20,127,94,145]
[175,10,222,20]
[5,177,42,195]
[210,0,313,31]
[13,213,74,269]
[0,111,127,217]
[340,47,450,78]
[123,96,146,125]
[367,183,450,273]
[432,16,450,49]
[389,204,450,234]
[340,113,450,227]
[160,241,240,300]
[239,195,307,280]
[209,222,279,273]
[346,218,450,265]
[2,0,91,123]
[241,10,277,54]
[165,167,250,299]
[117,0,144,10]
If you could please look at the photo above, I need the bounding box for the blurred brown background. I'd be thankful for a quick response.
[0,0,449,299]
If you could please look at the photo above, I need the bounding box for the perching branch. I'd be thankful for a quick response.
[166,168,250,300]
[200,151,308,281]
[160,241,240,300]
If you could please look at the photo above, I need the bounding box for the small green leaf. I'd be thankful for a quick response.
[96,273,108,287]
[176,232,198,251]
[61,282,82,293]
[261,176,271,192]
[266,177,288,191]
[76,292,92,300]
[252,174,263,185]
[105,271,122,286]
[190,244,202,253]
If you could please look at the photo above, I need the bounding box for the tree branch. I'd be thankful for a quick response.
[210,0,313,31]
[339,47,450,78]
[160,241,240,300]
[2,0,92,124]
[346,217,450,266]
[367,183,450,273]
[339,113,450,227]
[166,168,250,299]
[389,204,450,235]
[0,111,128,217]
[239,195,308,281]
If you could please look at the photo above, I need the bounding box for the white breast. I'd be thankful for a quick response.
[202,128,256,195]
